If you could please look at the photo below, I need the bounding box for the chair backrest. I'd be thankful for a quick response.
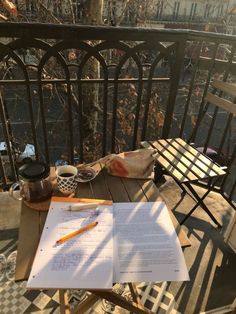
[205,80,236,115]
[191,80,236,160]
[193,80,236,201]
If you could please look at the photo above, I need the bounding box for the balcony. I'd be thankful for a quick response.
[0,22,236,313]
[0,23,235,202]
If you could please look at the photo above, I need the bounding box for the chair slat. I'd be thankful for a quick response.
[175,138,226,176]
[141,140,189,181]
[159,139,216,179]
[141,139,226,183]
[212,80,236,97]
[205,92,236,114]
[140,141,154,149]
[164,139,219,177]
[152,141,198,182]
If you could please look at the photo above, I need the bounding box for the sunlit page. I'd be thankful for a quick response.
[27,199,113,289]
[113,202,189,283]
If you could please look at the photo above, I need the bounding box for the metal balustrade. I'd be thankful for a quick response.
[0,22,235,205]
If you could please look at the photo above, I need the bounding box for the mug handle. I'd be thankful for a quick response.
[9,182,23,201]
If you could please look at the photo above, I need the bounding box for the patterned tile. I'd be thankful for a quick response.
[32,292,52,310]
[0,250,180,313]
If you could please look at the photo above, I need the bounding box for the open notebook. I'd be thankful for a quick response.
[27,197,189,289]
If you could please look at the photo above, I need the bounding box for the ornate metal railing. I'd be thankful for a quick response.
[0,23,235,204]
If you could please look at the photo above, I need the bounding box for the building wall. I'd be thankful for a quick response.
[149,0,236,21]
[14,0,236,32]
[137,0,236,32]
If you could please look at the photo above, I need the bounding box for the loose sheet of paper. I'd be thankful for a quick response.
[27,200,113,289]
[113,202,189,283]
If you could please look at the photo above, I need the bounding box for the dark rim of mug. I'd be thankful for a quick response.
[58,172,75,178]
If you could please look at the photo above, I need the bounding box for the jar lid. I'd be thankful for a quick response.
[18,161,50,181]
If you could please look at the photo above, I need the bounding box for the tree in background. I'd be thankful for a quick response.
[0,0,107,163]
[0,0,17,20]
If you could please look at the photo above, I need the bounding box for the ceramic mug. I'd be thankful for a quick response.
[56,165,78,195]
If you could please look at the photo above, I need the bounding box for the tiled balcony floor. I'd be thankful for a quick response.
[0,177,235,314]
[158,176,236,314]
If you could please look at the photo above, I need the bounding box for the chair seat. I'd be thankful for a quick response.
[141,138,226,183]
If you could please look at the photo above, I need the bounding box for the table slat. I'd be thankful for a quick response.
[122,177,148,202]
[138,179,191,248]
[90,170,112,201]
[15,205,47,281]
[103,171,130,202]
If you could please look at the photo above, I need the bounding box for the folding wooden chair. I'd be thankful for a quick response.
[141,80,236,227]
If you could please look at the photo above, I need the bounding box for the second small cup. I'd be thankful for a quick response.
[56,165,78,195]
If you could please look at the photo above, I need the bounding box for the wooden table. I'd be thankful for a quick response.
[15,168,190,314]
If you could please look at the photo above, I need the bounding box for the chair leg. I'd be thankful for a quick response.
[173,179,188,198]
[154,163,165,183]
[180,182,222,228]
[180,201,199,225]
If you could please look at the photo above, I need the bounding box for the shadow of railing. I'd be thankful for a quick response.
[166,212,236,313]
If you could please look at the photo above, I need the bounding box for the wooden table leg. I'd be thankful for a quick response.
[128,283,146,309]
[88,290,155,314]
[71,293,101,314]
[59,289,70,314]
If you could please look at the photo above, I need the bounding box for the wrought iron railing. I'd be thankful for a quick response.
[0,22,235,205]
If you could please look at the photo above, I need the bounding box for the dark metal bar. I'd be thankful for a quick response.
[1,22,236,44]
[229,180,236,201]
[66,82,74,164]
[6,38,51,160]
[189,42,219,143]
[111,67,120,153]
[203,105,219,152]
[179,41,202,138]
[102,75,109,157]
[181,180,222,227]
[25,78,39,161]
[217,113,233,158]
[0,77,170,84]
[162,41,186,138]
[57,47,75,165]
[111,45,132,153]
[37,41,73,164]
[37,80,49,163]
[75,41,110,160]
[0,92,17,182]
[0,45,33,182]
[131,56,143,150]
[141,47,170,141]
[0,154,8,189]
[96,42,112,157]
[220,144,236,194]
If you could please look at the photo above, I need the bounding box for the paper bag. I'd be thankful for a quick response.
[86,148,157,179]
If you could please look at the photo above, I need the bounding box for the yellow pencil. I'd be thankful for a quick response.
[56,221,98,245]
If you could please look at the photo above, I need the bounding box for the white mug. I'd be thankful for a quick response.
[56,165,78,195]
